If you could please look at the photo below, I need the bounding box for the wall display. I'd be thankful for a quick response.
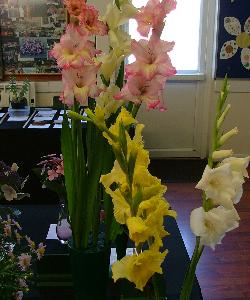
[0,0,66,77]
[216,0,250,78]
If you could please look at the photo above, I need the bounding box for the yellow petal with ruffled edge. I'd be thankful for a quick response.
[105,187,131,224]
[110,107,137,137]
[100,160,125,188]
[126,216,152,246]
[112,249,167,291]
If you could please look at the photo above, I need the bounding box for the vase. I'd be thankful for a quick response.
[56,201,72,244]
[69,245,110,300]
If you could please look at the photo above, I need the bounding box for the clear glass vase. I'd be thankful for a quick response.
[56,201,72,244]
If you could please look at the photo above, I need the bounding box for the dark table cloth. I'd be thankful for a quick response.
[6,204,203,300]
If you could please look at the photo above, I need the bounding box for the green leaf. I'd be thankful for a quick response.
[61,115,75,227]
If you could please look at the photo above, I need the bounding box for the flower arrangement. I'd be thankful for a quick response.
[0,212,46,300]
[34,155,71,241]
[34,154,65,200]
[50,0,177,298]
[7,76,30,106]
[0,162,45,300]
[0,161,29,201]
[50,0,249,299]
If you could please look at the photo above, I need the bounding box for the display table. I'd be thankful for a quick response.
[7,204,203,300]
[0,108,85,204]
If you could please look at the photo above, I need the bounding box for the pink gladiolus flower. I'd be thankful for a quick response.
[50,24,99,69]
[135,0,177,37]
[115,75,166,110]
[61,64,101,105]
[18,253,32,271]
[64,0,86,17]
[79,4,108,36]
[126,36,176,80]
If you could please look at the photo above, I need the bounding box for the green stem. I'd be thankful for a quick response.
[152,275,160,300]
[131,104,141,118]
[179,238,203,300]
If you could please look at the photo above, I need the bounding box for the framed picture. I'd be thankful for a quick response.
[0,0,67,80]
[215,0,250,78]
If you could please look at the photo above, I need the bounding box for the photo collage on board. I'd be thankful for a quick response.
[0,0,66,75]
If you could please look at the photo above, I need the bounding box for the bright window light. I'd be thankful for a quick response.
[129,0,203,73]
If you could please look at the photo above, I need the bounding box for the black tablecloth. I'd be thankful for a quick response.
[8,204,203,300]
[0,108,72,203]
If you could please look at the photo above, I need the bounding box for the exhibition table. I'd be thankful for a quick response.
[7,204,203,300]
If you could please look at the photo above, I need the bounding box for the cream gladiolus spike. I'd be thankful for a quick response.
[181,76,249,300]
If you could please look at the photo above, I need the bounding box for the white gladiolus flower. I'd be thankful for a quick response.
[231,171,244,204]
[190,206,240,250]
[221,156,250,179]
[1,184,17,201]
[196,164,236,208]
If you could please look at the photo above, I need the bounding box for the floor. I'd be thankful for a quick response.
[164,168,250,300]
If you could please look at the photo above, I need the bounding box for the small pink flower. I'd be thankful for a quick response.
[18,253,32,271]
[56,163,64,175]
[36,243,46,260]
[47,169,59,181]
[79,4,107,36]
[25,236,36,249]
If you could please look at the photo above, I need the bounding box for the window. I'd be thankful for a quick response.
[129,0,203,74]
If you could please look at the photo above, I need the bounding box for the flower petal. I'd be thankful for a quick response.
[244,16,250,34]
[241,48,250,70]
[220,40,238,59]
[224,17,241,36]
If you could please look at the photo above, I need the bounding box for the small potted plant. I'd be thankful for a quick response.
[8,76,30,110]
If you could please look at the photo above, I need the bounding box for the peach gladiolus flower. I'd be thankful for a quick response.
[50,24,99,69]
[126,35,176,81]
[79,4,107,36]
[135,0,177,37]
[64,0,86,17]
[115,75,166,111]
[61,64,101,105]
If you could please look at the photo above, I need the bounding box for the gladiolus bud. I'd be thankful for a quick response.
[212,149,233,161]
[219,127,238,145]
[217,104,231,129]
